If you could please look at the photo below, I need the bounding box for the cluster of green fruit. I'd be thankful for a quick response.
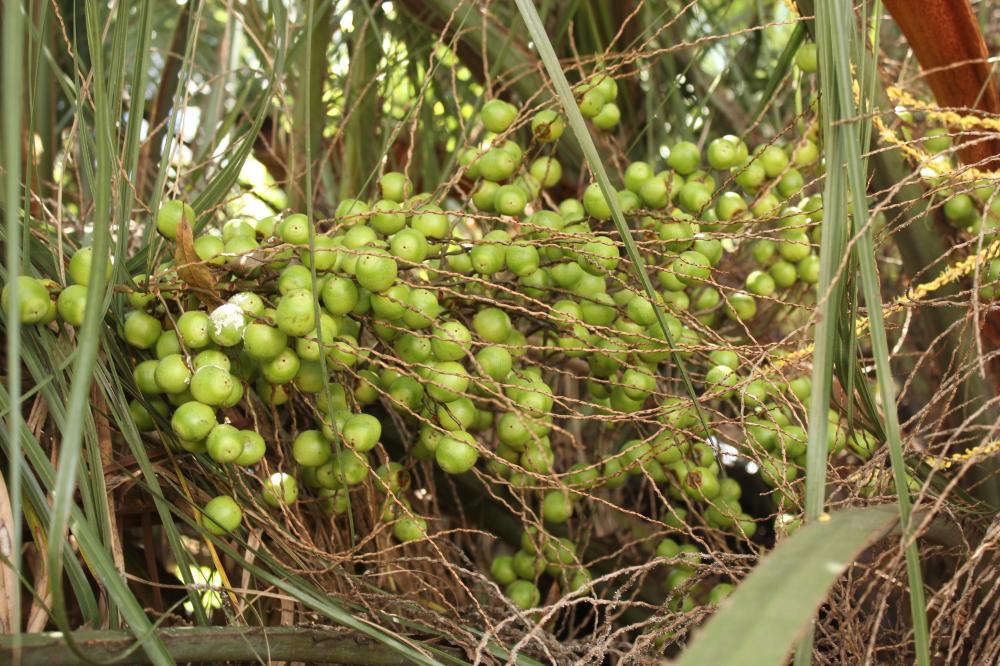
[4,67,892,613]
[1,245,111,328]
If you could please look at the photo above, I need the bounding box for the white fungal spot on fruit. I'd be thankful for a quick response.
[210,303,246,335]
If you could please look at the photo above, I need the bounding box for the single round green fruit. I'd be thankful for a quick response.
[262,472,299,507]
[56,284,89,326]
[190,365,235,406]
[292,429,331,467]
[394,515,427,542]
[355,249,398,293]
[235,430,267,466]
[68,246,111,288]
[435,431,478,474]
[155,354,192,394]
[531,109,564,142]
[506,580,541,610]
[481,99,517,133]
[171,400,217,442]
[275,289,316,337]
[156,201,195,241]
[542,491,573,523]
[342,413,381,452]
[202,495,242,535]
[207,424,244,463]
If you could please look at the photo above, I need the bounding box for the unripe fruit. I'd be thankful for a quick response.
[797,255,820,284]
[371,199,407,235]
[134,360,163,395]
[354,249,398,293]
[577,87,606,118]
[336,199,371,222]
[796,42,818,73]
[476,345,512,381]
[56,284,89,326]
[437,396,476,431]
[708,348,739,370]
[68,246,111,287]
[261,348,301,384]
[735,159,766,191]
[582,183,613,220]
[156,200,195,240]
[777,230,811,263]
[769,260,798,289]
[193,350,230,372]
[207,424,244,463]
[725,292,757,321]
[759,145,789,178]
[491,555,518,585]
[275,289,316,337]
[129,398,164,431]
[202,495,242,535]
[668,141,701,176]
[300,235,339,271]
[494,185,528,216]
[394,515,427,542]
[342,413,381,452]
[473,307,512,343]
[279,213,312,245]
[243,322,288,361]
[262,472,299,507]
[435,431,478,474]
[293,429,332,467]
[379,171,412,203]
[208,303,248,346]
[426,361,470,402]
[155,354,192,394]
[171,400,217,442]
[849,430,879,458]
[777,168,804,198]
[2,276,52,324]
[592,102,621,130]
[506,580,541,610]
[506,242,540,277]
[542,491,573,523]
[531,109,564,142]
[745,270,776,297]
[529,157,562,189]
[176,310,211,348]
[707,136,741,170]
[924,127,951,154]
[678,182,711,212]
[296,315,339,360]
[190,365,235,406]
[222,219,255,242]
[672,250,712,286]
[390,228,428,264]
[481,99,517,133]
[235,430,267,466]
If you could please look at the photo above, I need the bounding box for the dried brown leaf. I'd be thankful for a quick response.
[174,217,221,307]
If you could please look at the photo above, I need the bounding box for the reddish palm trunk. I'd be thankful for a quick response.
[883,0,1000,168]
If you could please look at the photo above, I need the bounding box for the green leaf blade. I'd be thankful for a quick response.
[676,505,901,666]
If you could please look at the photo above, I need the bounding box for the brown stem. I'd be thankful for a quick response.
[0,626,458,666]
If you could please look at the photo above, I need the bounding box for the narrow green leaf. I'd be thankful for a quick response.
[676,505,901,666]
[2,0,26,643]
[814,1,930,663]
